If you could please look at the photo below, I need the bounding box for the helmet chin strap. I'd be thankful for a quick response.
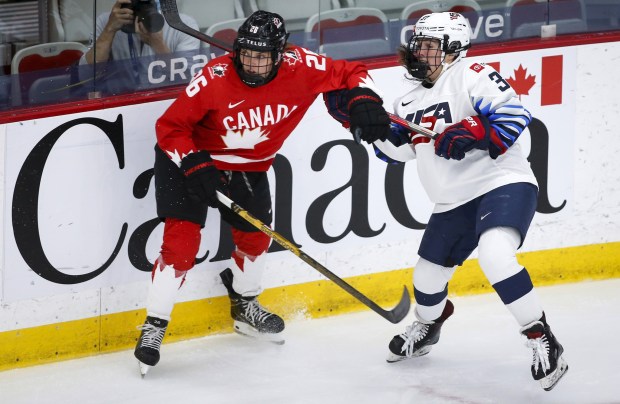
[425,51,462,84]
[440,53,462,72]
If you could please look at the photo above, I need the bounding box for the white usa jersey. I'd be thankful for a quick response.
[384,59,537,213]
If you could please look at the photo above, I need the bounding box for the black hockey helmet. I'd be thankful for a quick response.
[233,10,289,87]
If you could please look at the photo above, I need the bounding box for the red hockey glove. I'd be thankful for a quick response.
[434,115,505,160]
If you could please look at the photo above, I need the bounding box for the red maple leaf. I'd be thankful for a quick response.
[506,65,536,98]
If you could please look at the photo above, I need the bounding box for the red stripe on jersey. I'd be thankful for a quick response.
[412,135,431,146]
[184,161,215,176]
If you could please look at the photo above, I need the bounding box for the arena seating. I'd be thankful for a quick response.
[344,0,416,20]
[504,0,587,38]
[585,0,620,31]
[246,0,342,33]
[10,41,87,104]
[304,7,391,58]
[203,18,246,56]
[400,0,482,26]
[179,0,244,33]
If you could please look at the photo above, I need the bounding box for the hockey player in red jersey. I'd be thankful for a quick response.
[134,10,391,375]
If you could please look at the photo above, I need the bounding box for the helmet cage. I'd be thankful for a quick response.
[404,35,446,81]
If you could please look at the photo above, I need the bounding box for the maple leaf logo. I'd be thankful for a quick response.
[221,128,269,149]
[209,63,228,78]
[506,65,536,99]
[283,49,301,67]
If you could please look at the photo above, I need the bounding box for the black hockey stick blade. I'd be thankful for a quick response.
[216,191,411,324]
[160,0,233,52]
[390,286,412,324]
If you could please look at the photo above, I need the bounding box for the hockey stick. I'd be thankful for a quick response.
[216,191,411,324]
[386,112,437,139]
[161,0,409,323]
[160,0,233,52]
[353,112,436,143]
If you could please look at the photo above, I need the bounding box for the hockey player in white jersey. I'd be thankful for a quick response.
[369,12,567,391]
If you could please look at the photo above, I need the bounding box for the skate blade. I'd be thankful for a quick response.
[386,346,432,363]
[138,361,151,378]
[234,322,285,345]
[541,356,568,391]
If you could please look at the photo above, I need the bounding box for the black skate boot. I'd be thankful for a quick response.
[134,316,168,377]
[220,268,285,344]
[520,313,568,391]
[387,300,454,363]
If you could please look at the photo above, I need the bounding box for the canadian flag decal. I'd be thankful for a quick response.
[489,55,563,106]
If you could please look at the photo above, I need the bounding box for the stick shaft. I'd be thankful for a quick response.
[216,191,410,324]
[160,0,233,52]
[387,112,438,139]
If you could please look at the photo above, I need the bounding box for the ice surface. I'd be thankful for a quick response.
[1,279,619,404]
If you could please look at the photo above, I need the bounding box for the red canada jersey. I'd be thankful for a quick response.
[156,45,377,171]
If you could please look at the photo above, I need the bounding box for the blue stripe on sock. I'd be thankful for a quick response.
[492,268,534,304]
[414,284,448,307]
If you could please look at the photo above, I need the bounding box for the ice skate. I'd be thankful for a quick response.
[220,268,285,344]
[134,316,168,377]
[387,300,453,363]
[520,314,568,391]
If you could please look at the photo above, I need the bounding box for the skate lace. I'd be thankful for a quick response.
[241,299,272,325]
[399,321,429,357]
[526,335,551,374]
[137,323,165,350]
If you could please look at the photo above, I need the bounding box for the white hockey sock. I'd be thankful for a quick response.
[507,290,543,326]
[146,256,186,321]
[229,252,267,297]
[478,227,543,326]
[413,258,456,321]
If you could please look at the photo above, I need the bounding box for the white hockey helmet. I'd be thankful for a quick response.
[403,12,472,81]
[413,12,471,55]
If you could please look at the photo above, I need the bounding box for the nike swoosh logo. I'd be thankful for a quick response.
[228,100,245,108]
[481,212,492,220]
[401,100,414,107]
